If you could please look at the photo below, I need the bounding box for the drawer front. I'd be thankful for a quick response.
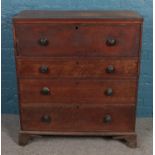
[21,105,135,132]
[15,23,140,56]
[17,58,138,78]
[19,79,137,104]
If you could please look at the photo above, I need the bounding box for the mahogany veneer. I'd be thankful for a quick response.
[19,79,137,104]
[13,10,143,147]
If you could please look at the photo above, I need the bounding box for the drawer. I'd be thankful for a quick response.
[21,104,135,132]
[15,23,140,56]
[19,79,137,104]
[17,58,138,78]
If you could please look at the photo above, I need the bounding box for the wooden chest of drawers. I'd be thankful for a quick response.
[13,10,143,147]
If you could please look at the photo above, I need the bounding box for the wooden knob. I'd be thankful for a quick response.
[103,115,112,123]
[41,115,51,123]
[40,65,48,73]
[39,38,48,46]
[106,38,116,46]
[106,65,115,73]
[105,88,113,96]
[41,87,50,95]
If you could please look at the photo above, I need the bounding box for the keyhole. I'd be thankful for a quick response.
[75,26,79,30]
[76,105,79,109]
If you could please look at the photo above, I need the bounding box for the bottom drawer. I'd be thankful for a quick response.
[21,105,135,132]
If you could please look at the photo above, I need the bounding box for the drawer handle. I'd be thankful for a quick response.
[106,65,115,73]
[39,38,48,46]
[41,87,50,95]
[106,38,116,46]
[105,88,113,96]
[41,115,51,123]
[103,115,112,123]
[40,65,48,73]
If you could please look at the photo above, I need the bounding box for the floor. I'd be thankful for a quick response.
[1,114,152,155]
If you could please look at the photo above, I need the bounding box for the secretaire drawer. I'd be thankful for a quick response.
[19,79,137,104]
[17,58,138,78]
[21,104,135,132]
[14,23,141,56]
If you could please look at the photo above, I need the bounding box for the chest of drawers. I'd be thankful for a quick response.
[13,10,143,147]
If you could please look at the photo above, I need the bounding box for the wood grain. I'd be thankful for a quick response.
[12,10,143,146]
[17,57,138,78]
[19,79,137,104]
[13,10,143,21]
[14,23,140,57]
[21,104,135,132]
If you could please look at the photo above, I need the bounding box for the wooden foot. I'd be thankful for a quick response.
[18,131,137,148]
[113,134,137,148]
[18,133,33,146]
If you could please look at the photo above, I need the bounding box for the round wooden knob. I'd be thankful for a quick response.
[106,38,116,46]
[39,38,48,46]
[103,115,112,123]
[106,65,115,73]
[40,65,48,73]
[105,88,113,96]
[41,115,51,123]
[41,87,50,95]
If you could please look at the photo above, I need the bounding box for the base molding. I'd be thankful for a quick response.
[18,130,137,148]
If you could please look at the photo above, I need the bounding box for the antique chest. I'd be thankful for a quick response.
[13,10,143,147]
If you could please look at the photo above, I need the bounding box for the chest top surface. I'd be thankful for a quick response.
[13,10,143,23]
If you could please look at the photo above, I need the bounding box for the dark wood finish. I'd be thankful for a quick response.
[21,105,135,132]
[18,130,137,147]
[19,79,137,104]
[113,134,137,148]
[13,10,143,21]
[14,23,140,57]
[19,130,136,136]
[18,133,33,146]
[12,10,143,147]
[17,58,138,78]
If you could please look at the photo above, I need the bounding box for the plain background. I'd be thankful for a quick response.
[1,0,153,117]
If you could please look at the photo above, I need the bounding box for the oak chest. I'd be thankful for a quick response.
[13,10,143,147]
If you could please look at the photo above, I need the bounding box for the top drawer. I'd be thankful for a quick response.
[14,23,141,57]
